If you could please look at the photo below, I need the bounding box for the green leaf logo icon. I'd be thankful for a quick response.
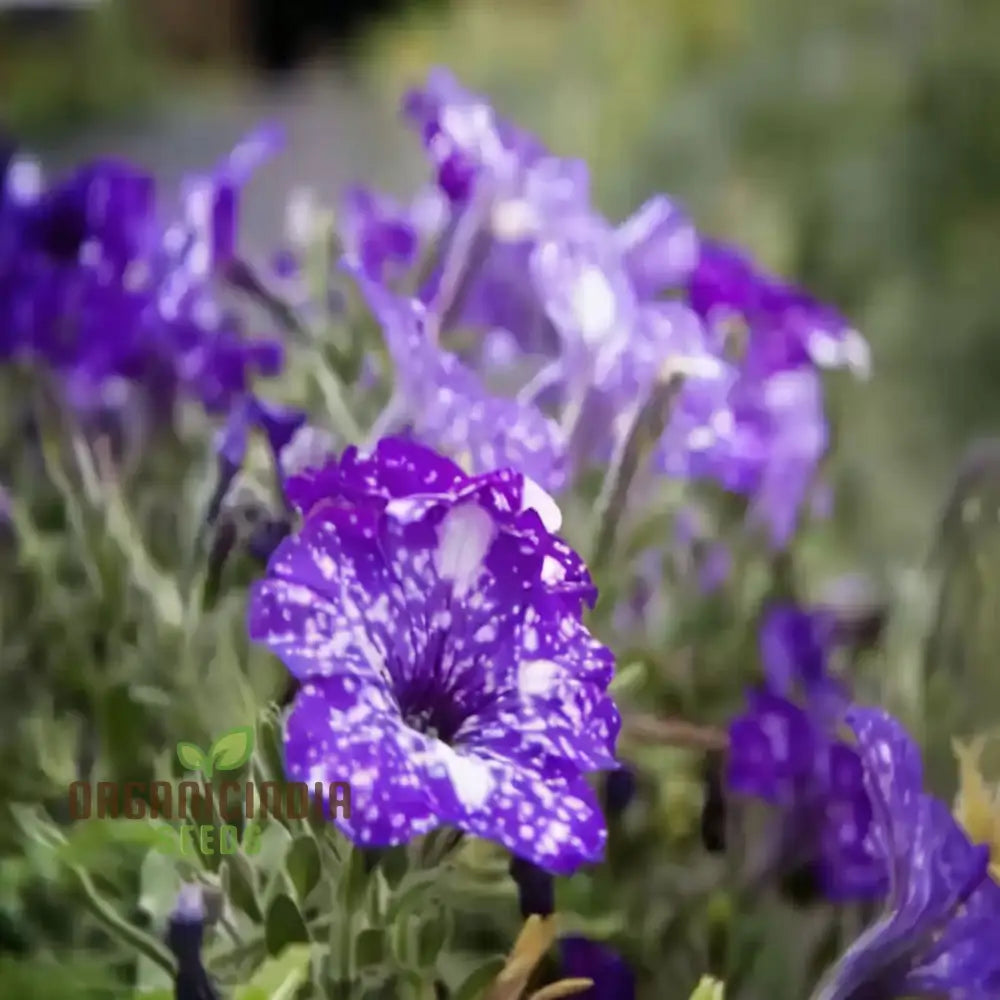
[207,726,255,776]
[176,741,208,775]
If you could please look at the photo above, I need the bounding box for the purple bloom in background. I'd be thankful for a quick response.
[403,67,545,204]
[347,262,568,492]
[0,127,286,422]
[178,123,285,272]
[688,239,870,377]
[363,68,868,544]
[248,437,618,873]
[661,239,869,545]
[339,185,419,283]
[816,708,1000,1000]
[727,605,885,899]
[615,194,699,299]
[560,937,635,1000]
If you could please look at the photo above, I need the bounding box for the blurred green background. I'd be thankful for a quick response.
[8,0,999,562]
[3,0,1000,995]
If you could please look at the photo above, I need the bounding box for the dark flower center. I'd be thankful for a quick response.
[400,694,465,745]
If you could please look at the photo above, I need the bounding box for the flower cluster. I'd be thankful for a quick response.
[0,126,286,425]
[7,64,991,1000]
[338,68,870,546]
[727,605,885,899]
[725,607,1000,998]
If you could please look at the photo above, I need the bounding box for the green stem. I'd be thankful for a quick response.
[590,373,684,572]
[72,865,176,976]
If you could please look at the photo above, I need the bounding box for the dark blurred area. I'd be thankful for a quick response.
[242,0,427,73]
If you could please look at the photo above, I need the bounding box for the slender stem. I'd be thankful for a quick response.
[590,373,683,572]
[517,360,565,406]
[366,390,407,447]
[308,353,364,445]
[429,189,491,339]
[225,259,312,346]
[72,865,176,975]
[622,714,729,752]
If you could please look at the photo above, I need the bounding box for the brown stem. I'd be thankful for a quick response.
[622,714,729,752]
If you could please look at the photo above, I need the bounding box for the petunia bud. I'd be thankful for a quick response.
[509,855,555,918]
[603,766,637,821]
[700,752,727,854]
[166,884,219,1000]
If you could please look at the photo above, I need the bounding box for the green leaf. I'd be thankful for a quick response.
[354,928,387,969]
[235,943,314,1000]
[451,957,508,1000]
[285,835,321,904]
[58,818,179,867]
[339,846,371,913]
[255,708,287,782]
[176,742,207,774]
[250,821,294,909]
[220,853,262,922]
[379,845,409,888]
[209,726,255,773]
[264,892,310,957]
[416,906,452,968]
[385,869,442,924]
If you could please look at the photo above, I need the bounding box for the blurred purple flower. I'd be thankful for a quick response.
[816,708,1000,1000]
[727,605,885,900]
[615,194,699,298]
[560,937,635,1000]
[339,185,419,283]
[688,239,870,377]
[0,127,286,422]
[347,262,568,492]
[403,67,546,204]
[361,69,868,541]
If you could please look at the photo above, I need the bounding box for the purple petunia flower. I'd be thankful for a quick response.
[560,937,635,1000]
[727,605,885,900]
[283,437,596,610]
[248,437,619,873]
[815,708,1000,1000]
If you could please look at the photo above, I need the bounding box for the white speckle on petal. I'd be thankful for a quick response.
[492,198,539,242]
[573,267,617,343]
[434,504,496,596]
[520,476,562,531]
[7,158,43,203]
[439,746,495,809]
[518,658,561,697]
[541,556,566,585]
